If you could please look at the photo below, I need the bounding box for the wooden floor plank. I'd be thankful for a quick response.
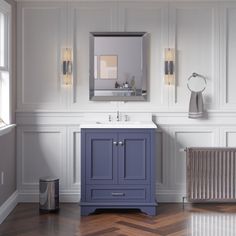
[1,203,236,236]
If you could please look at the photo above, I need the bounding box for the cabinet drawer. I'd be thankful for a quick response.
[86,186,148,202]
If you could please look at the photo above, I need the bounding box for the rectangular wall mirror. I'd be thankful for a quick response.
[89,32,148,101]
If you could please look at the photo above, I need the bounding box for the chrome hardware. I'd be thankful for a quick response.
[116,111,120,122]
[187,72,207,93]
[118,141,124,145]
[113,141,118,145]
[124,115,129,122]
[111,192,125,196]
[108,115,112,122]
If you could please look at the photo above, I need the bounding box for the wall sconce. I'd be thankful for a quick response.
[164,48,175,85]
[62,48,73,85]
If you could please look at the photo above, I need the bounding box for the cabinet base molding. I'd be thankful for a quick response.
[80,202,157,216]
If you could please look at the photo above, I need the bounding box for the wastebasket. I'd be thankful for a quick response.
[39,177,59,211]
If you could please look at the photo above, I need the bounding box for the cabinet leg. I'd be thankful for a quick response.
[80,206,96,216]
[140,206,157,216]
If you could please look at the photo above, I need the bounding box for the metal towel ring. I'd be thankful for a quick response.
[187,72,207,92]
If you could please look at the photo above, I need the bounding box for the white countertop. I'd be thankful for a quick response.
[80,121,157,129]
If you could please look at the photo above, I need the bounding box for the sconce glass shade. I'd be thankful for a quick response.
[164,48,175,85]
[62,48,73,85]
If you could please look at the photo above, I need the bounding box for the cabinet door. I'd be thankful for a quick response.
[86,132,117,185]
[118,132,150,185]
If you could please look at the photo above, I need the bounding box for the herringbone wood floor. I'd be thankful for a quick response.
[1,203,236,236]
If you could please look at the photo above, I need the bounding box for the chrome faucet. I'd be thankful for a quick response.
[116,111,120,122]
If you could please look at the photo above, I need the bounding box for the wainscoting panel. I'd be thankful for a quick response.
[118,2,168,107]
[220,3,236,109]
[17,126,67,196]
[220,127,236,147]
[168,127,218,198]
[67,127,81,194]
[169,3,219,110]
[70,2,116,109]
[17,2,66,110]
[226,132,236,147]
[16,120,225,203]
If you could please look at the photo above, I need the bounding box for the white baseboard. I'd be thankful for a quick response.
[157,193,186,203]
[18,192,81,203]
[0,191,18,224]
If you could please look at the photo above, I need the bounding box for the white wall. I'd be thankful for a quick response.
[16,1,236,202]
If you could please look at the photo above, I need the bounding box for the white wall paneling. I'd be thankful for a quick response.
[219,3,236,109]
[67,127,81,196]
[169,2,219,110]
[17,2,67,111]
[70,2,118,110]
[225,132,236,147]
[17,126,68,201]
[220,127,236,147]
[155,126,172,202]
[16,1,236,203]
[118,2,169,108]
[158,126,218,202]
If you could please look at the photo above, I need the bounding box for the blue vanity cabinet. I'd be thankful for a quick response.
[81,128,157,216]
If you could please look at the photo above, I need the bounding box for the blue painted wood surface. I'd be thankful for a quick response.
[81,128,157,216]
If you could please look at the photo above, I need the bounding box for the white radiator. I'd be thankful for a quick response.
[186,148,236,202]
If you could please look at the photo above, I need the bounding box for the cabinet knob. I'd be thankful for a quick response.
[118,141,124,145]
[113,141,118,145]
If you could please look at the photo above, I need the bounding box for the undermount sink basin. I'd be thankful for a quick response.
[80,121,157,129]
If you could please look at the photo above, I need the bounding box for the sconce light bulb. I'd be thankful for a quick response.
[165,48,175,61]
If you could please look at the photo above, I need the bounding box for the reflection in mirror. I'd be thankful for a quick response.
[99,55,118,79]
[89,32,148,101]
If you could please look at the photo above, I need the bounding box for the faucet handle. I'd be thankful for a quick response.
[108,114,112,122]
[125,115,129,122]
